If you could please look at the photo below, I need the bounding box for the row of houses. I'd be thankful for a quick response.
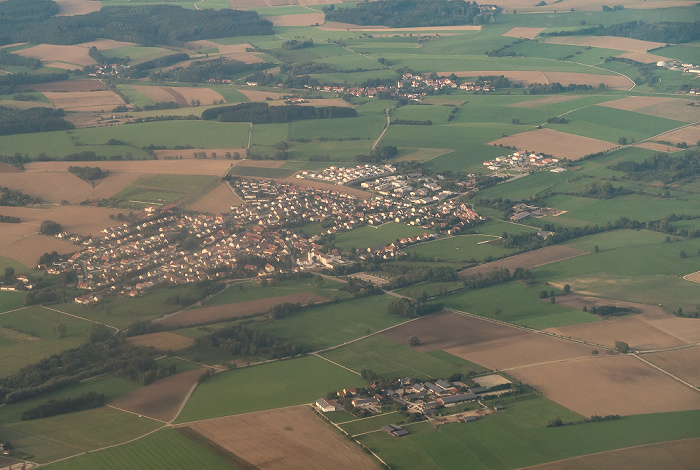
[296,164,396,185]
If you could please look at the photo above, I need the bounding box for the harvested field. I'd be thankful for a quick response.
[644,346,700,387]
[440,71,633,89]
[545,36,665,53]
[77,39,135,50]
[489,0,697,11]
[43,61,80,70]
[636,101,700,123]
[597,96,676,112]
[54,0,102,16]
[618,51,673,64]
[187,183,243,213]
[239,89,286,102]
[43,90,125,112]
[652,124,700,145]
[490,128,618,160]
[382,310,592,370]
[14,44,95,67]
[503,27,545,39]
[684,270,700,283]
[0,205,122,236]
[264,13,325,26]
[523,437,700,470]
[132,86,224,107]
[458,245,588,279]
[0,162,21,172]
[511,355,700,416]
[633,142,678,152]
[109,367,206,422]
[26,159,233,176]
[0,234,77,267]
[126,332,195,351]
[238,89,352,107]
[158,292,327,327]
[508,95,582,108]
[320,22,481,31]
[18,79,106,93]
[182,42,263,64]
[182,406,379,470]
[0,171,92,203]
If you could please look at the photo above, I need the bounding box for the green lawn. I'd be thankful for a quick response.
[0,306,92,377]
[405,235,516,263]
[257,295,402,350]
[176,355,365,422]
[358,397,700,470]
[42,428,236,470]
[1,407,161,463]
[102,46,176,64]
[335,223,431,250]
[0,131,150,160]
[321,335,487,381]
[441,282,599,329]
[0,291,26,313]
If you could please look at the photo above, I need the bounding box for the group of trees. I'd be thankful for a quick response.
[526,82,594,95]
[21,391,105,420]
[150,58,270,83]
[67,165,109,183]
[202,102,358,124]
[575,181,631,199]
[0,186,43,206]
[0,106,74,136]
[282,39,313,50]
[544,20,700,44]
[611,149,700,184]
[323,0,497,28]
[387,298,444,318]
[193,322,309,359]
[355,145,398,163]
[39,220,62,235]
[1,3,274,46]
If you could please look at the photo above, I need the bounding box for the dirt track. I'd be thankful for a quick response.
[458,245,588,279]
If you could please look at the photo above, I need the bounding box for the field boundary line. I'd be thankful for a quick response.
[173,403,308,427]
[314,316,423,354]
[170,380,202,424]
[106,404,168,424]
[313,353,361,376]
[0,306,31,316]
[42,306,119,332]
[340,410,400,425]
[637,343,698,354]
[372,107,391,151]
[632,353,699,392]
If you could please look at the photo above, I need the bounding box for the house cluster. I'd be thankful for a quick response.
[206,78,233,84]
[89,63,130,77]
[0,274,33,292]
[483,151,561,171]
[361,172,453,205]
[657,60,700,75]
[509,203,561,223]
[687,88,700,95]
[296,164,396,185]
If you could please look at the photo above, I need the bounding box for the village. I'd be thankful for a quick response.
[315,374,513,436]
[482,150,566,173]
[31,173,483,304]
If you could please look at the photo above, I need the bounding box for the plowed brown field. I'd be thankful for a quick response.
[182,406,379,469]
[644,346,700,387]
[458,245,588,279]
[14,45,95,66]
[44,90,125,112]
[54,0,102,16]
[19,79,106,92]
[158,292,327,327]
[490,128,618,160]
[132,86,224,107]
[503,27,545,39]
[109,367,206,422]
[523,437,700,470]
[511,355,700,416]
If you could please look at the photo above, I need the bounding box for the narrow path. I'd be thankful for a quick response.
[42,306,119,333]
[0,306,31,316]
[632,353,699,392]
[313,353,362,376]
[372,108,391,151]
[637,343,698,354]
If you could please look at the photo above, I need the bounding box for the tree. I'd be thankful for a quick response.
[40,220,62,235]
[618,137,628,145]
[563,284,571,294]
[550,296,556,304]
[591,349,599,356]
[594,245,599,253]
[55,322,67,338]
[614,341,629,354]
[87,323,112,343]
[680,250,688,258]
[4,266,15,281]
[408,336,421,347]
[492,307,501,319]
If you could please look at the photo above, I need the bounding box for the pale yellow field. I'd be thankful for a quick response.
[503,27,545,39]
[490,128,618,160]
[43,90,125,112]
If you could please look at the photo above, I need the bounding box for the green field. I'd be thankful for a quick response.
[441,282,599,329]
[359,398,700,470]
[113,174,219,205]
[1,407,161,463]
[257,295,402,350]
[335,223,431,250]
[0,291,26,313]
[102,46,176,64]
[405,235,516,263]
[176,355,365,422]
[0,131,151,160]
[0,306,92,377]
[321,335,487,381]
[42,428,236,470]
[198,277,348,308]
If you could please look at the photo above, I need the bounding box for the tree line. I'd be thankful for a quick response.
[0,4,274,46]
[150,58,270,83]
[387,298,444,318]
[323,0,497,28]
[202,102,358,124]
[610,149,700,184]
[0,106,74,136]
[543,20,700,44]
[0,186,43,206]
[193,322,309,359]
[21,391,106,420]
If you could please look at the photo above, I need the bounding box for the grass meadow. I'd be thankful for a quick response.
[334,223,430,250]
[405,235,516,263]
[176,355,364,422]
[321,335,487,381]
[113,174,219,205]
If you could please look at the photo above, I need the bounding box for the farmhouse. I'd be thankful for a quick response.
[315,398,337,412]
